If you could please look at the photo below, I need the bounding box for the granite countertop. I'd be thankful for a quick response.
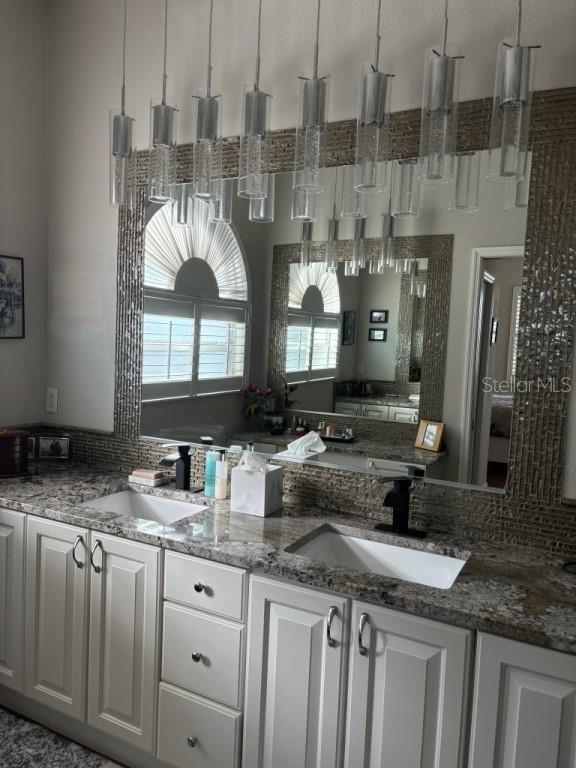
[1,463,575,655]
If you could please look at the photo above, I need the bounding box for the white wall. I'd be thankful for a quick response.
[0,0,47,427]
[40,0,575,433]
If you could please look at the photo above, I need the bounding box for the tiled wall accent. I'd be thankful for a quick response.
[107,87,576,555]
[267,236,452,430]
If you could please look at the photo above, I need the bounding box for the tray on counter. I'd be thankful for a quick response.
[322,434,356,443]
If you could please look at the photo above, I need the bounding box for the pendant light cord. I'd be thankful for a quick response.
[441,0,449,56]
[207,0,214,96]
[374,0,382,71]
[515,0,523,46]
[255,0,263,89]
[313,0,321,79]
[161,0,168,103]
[121,0,127,113]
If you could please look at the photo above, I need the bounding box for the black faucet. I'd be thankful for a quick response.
[375,471,426,538]
[160,445,191,490]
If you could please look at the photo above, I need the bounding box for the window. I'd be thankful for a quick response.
[286,312,339,382]
[142,201,248,400]
[507,286,522,379]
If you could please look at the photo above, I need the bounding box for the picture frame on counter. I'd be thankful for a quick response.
[370,309,389,323]
[415,420,445,452]
[38,436,70,460]
[368,328,387,342]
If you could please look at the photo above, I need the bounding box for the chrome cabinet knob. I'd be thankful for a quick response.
[194,581,204,593]
[187,736,198,748]
[191,652,204,663]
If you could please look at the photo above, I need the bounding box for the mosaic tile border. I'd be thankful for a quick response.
[111,87,576,554]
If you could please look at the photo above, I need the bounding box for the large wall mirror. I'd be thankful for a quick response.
[140,150,529,490]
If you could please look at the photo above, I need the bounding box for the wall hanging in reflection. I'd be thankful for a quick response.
[342,310,356,346]
[370,310,389,324]
[0,256,24,339]
[368,327,387,342]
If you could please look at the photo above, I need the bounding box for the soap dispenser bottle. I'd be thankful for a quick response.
[204,450,218,498]
[215,450,228,500]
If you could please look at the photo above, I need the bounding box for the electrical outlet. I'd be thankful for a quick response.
[46,387,58,414]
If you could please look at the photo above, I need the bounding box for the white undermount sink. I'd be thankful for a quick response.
[289,528,467,589]
[82,490,206,526]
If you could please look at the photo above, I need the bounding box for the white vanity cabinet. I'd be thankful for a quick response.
[388,405,419,423]
[87,533,160,752]
[334,400,362,417]
[344,602,471,768]
[469,632,576,768]
[243,576,349,768]
[24,517,89,719]
[0,508,25,692]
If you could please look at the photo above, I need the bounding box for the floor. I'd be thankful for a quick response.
[0,707,123,767]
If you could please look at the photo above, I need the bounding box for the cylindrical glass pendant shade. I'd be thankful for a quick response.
[341,165,367,219]
[170,182,196,227]
[380,213,394,268]
[488,41,536,182]
[394,257,410,274]
[292,185,317,222]
[355,67,392,192]
[300,221,314,267]
[293,75,329,193]
[353,218,368,269]
[324,218,339,273]
[238,84,272,199]
[110,110,135,207]
[419,47,461,183]
[149,99,178,203]
[450,150,480,212]
[505,152,531,209]
[193,93,223,201]
[209,177,233,223]
[391,158,421,218]
[344,260,359,277]
[249,174,275,222]
[409,260,419,294]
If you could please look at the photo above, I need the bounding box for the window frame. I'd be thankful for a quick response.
[142,287,249,401]
[285,308,340,384]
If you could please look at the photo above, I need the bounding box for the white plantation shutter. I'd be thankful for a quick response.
[286,314,313,376]
[311,317,339,372]
[197,304,246,392]
[286,312,339,382]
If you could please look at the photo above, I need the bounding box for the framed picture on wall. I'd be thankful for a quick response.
[0,255,24,339]
[342,310,356,345]
[370,309,389,324]
[368,328,387,342]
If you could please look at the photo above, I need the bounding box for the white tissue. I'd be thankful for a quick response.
[286,431,327,458]
[238,450,267,472]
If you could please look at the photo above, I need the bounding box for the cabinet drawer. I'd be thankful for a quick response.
[388,406,418,423]
[162,603,244,709]
[157,682,241,768]
[164,551,246,621]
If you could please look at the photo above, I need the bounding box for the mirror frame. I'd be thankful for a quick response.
[112,89,576,551]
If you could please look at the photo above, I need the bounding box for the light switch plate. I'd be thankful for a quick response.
[46,387,58,414]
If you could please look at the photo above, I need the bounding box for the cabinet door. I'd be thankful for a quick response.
[469,632,576,768]
[389,406,418,423]
[243,576,349,768]
[345,602,471,768]
[87,533,160,753]
[335,401,361,417]
[363,404,389,420]
[25,517,89,719]
[0,508,25,691]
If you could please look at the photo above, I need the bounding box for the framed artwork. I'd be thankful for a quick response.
[368,328,387,342]
[0,256,24,339]
[38,436,70,460]
[370,309,389,323]
[342,311,356,345]
[415,420,445,452]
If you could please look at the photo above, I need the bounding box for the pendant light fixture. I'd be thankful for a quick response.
[324,170,339,273]
[450,150,480,212]
[110,0,135,208]
[352,218,368,271]
[379,210,395,268]
[488,0,539,182]
[249,174,276,222]
[292,186,317,222]
[419,0,462,183]
[391,158,421,218]
[149,0,178,203]
[300,222,314,267]
[238,0,271,199]
[355,0,393,193]
[293,0,328,195]
[194,0,223,201]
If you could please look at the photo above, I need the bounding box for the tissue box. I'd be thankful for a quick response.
[230,464,283,517]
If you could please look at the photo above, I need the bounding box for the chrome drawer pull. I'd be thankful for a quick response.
[72,535,84,569]
[90,539,103,574]
[187,736,198,748]
[194,581,205,593]
[191,652,204,663]
[358,612,370,656]
[326,605,338,647]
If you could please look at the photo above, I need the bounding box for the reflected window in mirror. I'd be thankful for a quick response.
[142,201,249,400]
